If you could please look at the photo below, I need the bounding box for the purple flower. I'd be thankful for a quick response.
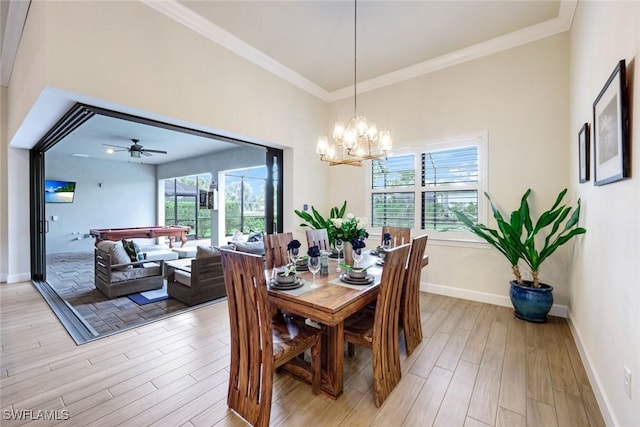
[287,239,301,250]
[351,238,366,250]
[307,245,321,258]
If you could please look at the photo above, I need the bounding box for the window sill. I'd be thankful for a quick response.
[426,236,492,249]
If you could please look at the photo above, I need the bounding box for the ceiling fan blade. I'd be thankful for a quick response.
[141,151,153,157]
[141,149,168,154]
[102,143,130,149]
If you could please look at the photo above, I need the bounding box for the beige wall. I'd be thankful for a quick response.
[3,0,330,280]
[3,2,637,423]
[0,87,7,282]
[328,33,572,308]
[568,2,640,426]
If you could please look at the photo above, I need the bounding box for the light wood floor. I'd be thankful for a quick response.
[1,280,605,427]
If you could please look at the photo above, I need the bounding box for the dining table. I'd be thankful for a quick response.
[266,250,429,399]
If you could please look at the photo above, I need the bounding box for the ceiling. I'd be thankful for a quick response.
[175,0,565,94]
[5,0,574,164]
[46,113,244,165]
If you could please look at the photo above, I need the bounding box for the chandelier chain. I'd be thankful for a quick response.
[353,0,357,116]
[315,0,393,166]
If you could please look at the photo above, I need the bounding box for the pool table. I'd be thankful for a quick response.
[90,226,191,248]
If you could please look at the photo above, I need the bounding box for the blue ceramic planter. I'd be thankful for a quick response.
[509,280,554,323]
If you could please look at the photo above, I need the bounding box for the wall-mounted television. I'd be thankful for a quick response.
[45,180,76,203]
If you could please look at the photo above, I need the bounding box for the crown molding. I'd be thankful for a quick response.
[1,0,31,88]
[140,0,577,103]
[328,0,577,101]
[140,0,331,101]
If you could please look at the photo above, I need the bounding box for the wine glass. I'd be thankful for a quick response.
[308,256,321,287]
[353,248,363,268]
[289,247,300,265]
[335,239,343,272]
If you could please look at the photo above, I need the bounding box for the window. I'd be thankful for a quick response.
[164,174,213,240]
[371,154,416,227]
[223,166,268,236]
[368,134,486,241]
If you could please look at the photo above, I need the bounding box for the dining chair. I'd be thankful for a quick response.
[343,243,411,407]
[264,232,293,269]
[402,234,429,355]
[306,228,331,251]
[220,250,322,427]
[381,226,411,247]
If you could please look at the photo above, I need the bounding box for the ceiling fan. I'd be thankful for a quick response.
[103,139,168,158]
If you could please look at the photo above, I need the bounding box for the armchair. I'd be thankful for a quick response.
[94,241,163,299]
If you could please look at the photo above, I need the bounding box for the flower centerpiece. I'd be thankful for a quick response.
[294,201,347,247]
[332,213,368,265]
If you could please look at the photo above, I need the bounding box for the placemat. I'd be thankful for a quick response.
[269,279,314,296]
[329,273,381,290]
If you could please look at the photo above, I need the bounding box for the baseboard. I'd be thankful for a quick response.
[420,282,568,318]
[567,313,619,427]
[7,272,31,283]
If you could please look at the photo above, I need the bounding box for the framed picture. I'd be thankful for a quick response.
[578,123,590,183]
[593,59,629,186]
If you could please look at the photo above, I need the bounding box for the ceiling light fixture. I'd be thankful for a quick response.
[316,0,392,167]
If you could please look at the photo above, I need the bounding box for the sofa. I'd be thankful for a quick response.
[94,240,164,299]
[165,242,265,306]
[138,244,179,262]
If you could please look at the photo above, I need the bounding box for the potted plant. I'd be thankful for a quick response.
[454,188,586,322]
[294,201,347,247]
[275,264,297,285]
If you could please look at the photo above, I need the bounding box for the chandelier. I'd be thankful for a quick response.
[316,0,392,167]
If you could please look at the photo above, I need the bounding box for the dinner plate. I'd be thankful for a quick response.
[295,262,309,271]
[339,273,375,285]
[269,277,304,290]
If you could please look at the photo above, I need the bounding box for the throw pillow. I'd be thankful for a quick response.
[97,240,132,271]
[234,241,265,255]
[122,239,137,262]
[196,245,221,259]
[122,239,145,267]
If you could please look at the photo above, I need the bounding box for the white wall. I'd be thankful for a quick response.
[568,2,640,426]
[44,154,157,254]
[327,33,573,308]
[3,0,329,280]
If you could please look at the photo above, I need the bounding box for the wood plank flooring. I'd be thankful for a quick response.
[0,281,606,426]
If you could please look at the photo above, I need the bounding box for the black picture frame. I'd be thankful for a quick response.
[578,123,590,183]
[593,59,629,186]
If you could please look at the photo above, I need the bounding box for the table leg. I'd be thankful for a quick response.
[322,322,344,398]
[180,232,187,247]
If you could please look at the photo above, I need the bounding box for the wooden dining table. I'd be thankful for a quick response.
[266,253,383,398]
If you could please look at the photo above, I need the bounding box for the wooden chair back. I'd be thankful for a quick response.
[221,250,274,427]
[264,232,293,269]
[381,226,411,247]
[402,234,428,355]
[343,244,410,407]
[371,243,410,406]
[306,228,331,251]
[221,250,322,427]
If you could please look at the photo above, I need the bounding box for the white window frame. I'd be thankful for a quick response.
[366,132,488,245]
